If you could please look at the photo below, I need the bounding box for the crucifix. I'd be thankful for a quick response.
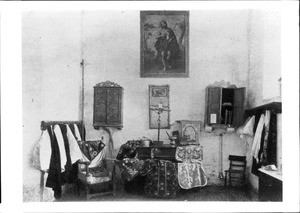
[150,103,170,142]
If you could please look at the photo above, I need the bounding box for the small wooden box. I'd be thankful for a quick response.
[171,120,201,145]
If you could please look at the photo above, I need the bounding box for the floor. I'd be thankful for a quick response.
[59,182,258,202]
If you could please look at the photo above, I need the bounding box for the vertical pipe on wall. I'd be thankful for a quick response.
[81,59,85,126]
[80,11,85,133]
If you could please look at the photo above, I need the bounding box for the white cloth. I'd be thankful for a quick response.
[53,124,67,169]
[264,110,271,128]
[74,124,82,141]
[88,149,106,168]
[251,114,265,162]
[66,124,84,163]
[31,130,52,171]
[243,115,255,136]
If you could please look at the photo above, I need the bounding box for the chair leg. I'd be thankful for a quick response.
[85,184,89,200]
[229,173,232,187]
[224,172,227,187]
[112,164,116,196]
[40,171,45,201]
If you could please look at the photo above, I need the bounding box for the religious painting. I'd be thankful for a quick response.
[141,11,189,78]
[149,85,170,129]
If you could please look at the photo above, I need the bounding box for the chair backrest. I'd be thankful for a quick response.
[40,120,86,141]
[228,155,246,171]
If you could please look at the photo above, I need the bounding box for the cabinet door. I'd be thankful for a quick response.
[107,88,122,125]
[93,85,123,129]
[93,88,107,125]
[233,87,245,127]
[206,87,221,125]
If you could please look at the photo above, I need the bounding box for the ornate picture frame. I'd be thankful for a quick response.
[149,85,170,129]
[141,11,189,78]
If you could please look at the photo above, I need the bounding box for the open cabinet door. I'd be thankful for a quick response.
[206,87,222,125]
[233,87,245,127]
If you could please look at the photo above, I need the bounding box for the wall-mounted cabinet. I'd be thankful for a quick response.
[205,86,245,127]
[93,81,123,130]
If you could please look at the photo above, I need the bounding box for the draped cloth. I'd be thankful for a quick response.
[177,162,207,189]
[45,125,63,199]
[260,110,271,164]
[66,124,83,164]
[31,129,52,171]
[77,140,106,169]
[175,145,207,189]
[116,140,151,181]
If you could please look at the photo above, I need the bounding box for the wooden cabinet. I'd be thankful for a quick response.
[93,81,123,130]
[259,169,282,201]
[205,86,245,127]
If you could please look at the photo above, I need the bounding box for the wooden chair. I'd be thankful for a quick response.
[224,155,246,187]
[76,139,116,200]
[38,121,116,201]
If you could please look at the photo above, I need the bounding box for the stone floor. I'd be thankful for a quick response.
[58,183,258,202]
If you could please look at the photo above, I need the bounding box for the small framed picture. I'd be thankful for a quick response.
[149,85,170,129]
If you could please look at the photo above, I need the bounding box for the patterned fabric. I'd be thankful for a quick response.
[177,162,207,189]
[77,140,105,161]
[144,160,179,198]
[116,157,151,181]
[116,140,141,160]
[175,145,203,163]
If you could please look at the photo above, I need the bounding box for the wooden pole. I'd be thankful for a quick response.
[80,59,85,135]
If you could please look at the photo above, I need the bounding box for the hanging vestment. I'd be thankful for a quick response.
[45,125,63,199]
[260,110,271,164]
[73,123,84,141]
[53,125,67,170]
[66,124,83,164]
[31,129,52,171]
[175,145,207,189]
[251,114,265,163]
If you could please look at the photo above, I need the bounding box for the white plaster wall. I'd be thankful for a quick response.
[23,10,258,201]
[82,10,249,147]
[22,11,82,201]
[248,10,281,108]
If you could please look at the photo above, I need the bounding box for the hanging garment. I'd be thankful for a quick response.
[31,129,52,171]
[251,114,265,162]
[66,124,83,163]
[74,124,83,141]
[260,110,271,164]
[45,125,63,199]
[53,125,67,170]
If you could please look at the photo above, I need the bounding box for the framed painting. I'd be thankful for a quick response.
[141,11,189,78]
[149,85,170,129]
